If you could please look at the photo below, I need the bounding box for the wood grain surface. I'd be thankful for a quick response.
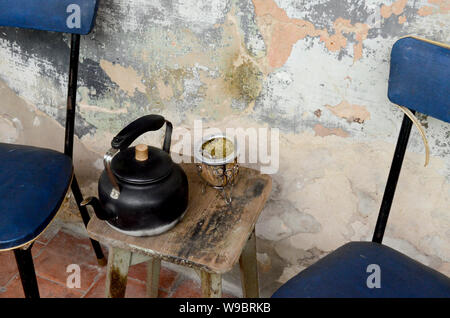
[87,163,272,274]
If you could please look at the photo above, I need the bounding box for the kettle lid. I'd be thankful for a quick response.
[110,145,173,184]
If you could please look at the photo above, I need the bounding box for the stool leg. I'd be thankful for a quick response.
[200,271,222,298]
[71,175,106,266]
[14,247,40,298]
[239,229,259,298]
[146,258,161,297]
[105,247,131,298]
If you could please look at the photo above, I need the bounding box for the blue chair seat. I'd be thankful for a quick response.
[0,143,73,250]
[0,0,99,35]
[273,242,450,298]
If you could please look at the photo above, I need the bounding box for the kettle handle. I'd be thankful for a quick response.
[104,115,173,199]
[111,114,172,153]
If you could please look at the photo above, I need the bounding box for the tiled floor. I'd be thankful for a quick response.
[0,223,237,298]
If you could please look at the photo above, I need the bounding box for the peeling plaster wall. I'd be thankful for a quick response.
[0,0,449,295]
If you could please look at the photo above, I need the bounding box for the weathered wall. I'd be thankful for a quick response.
[0,0,449,295]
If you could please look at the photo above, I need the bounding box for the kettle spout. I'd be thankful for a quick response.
[81,197,115,221]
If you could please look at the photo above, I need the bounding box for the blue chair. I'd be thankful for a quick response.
[0,0,105,298]
[273,37,450,298]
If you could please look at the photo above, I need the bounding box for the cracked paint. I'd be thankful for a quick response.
[380,0,408,18]
[418,0,450,16]
[1,0,449,293]
[234,0,267,58]
[313,124,350,137]
[326,100,371,124]
[398,15,407,23]
[99,60,147,96]
[253,0,371,67]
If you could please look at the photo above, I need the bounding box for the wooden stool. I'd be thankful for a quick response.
[87,164,272,298]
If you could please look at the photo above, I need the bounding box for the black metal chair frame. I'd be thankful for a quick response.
[372,111,415,244]
[11,34,105,298]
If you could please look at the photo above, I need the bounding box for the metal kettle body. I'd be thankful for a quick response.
[82,115,189,236]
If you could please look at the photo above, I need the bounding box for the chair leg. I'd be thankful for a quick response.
[239,229,259,298]
[14,247,40,298]
[71,174,106,265]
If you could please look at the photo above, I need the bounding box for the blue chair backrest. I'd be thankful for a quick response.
[0,0,98,35]
[388,36,450,123]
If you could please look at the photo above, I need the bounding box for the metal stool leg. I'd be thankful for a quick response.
[14,246,40,298]
[71,175,106,265]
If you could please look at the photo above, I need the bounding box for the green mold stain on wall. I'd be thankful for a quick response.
[226,57,263,103]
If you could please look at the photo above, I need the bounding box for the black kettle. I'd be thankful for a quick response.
[82,115,189,236]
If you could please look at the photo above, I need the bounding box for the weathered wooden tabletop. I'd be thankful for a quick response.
[87,163,272,274]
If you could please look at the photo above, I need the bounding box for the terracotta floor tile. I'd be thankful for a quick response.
[158,289,169,298]
[84,274,157,298]
[0,242,46,287]
[1,226,240,299]
[127,262,146,282]
[0,251,18,287]
[31,242,46,258]
[36,220,62,245]
[128,263,178,290]
[0,275,83,298]
[171,279,202,298]
[157,267,179,291]
[170,279,238,298]
[33,230,103,292]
